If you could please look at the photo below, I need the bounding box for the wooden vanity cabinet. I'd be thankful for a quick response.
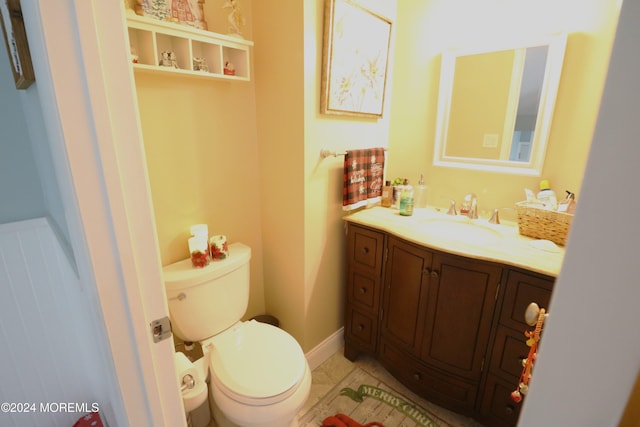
[344,223,555,425]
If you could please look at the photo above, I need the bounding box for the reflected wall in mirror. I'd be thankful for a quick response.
[434,34,567,176]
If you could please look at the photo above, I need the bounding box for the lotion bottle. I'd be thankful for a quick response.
[537,179,558,210]
[381,180,393,207]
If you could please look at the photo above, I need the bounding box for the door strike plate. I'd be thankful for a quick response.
[150,316,172,343]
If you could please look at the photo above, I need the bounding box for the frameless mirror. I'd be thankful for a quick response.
[433,34,567,176]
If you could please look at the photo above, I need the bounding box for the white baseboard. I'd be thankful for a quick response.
[305,327,344,371]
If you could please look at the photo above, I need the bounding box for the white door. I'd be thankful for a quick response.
[24,0,186,425]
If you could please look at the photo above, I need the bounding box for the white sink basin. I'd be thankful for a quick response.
[417,218,504,245]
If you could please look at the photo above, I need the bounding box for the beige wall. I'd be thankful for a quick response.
[135,0,619,352]
[135,0,265,319]
[252,0,396,350]
[387,0,620,221]
[303,0,397,349]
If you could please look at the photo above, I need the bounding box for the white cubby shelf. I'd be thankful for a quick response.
[126,14,253,82]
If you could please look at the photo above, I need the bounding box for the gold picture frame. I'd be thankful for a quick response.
[320,0,392,118]
[0,0,35,89]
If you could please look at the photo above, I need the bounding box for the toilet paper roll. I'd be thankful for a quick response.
[209,235,229,260]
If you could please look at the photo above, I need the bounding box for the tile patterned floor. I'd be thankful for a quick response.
[299,349,485,427]
[201,347,484,426]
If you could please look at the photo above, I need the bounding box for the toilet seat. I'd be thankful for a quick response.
[204,320,306,406]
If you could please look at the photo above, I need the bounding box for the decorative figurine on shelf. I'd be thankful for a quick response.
[223,61,236,76]
[223,0,245,38]
[130,46,139,64]
[193,57,208,72]
[159,50,179,68]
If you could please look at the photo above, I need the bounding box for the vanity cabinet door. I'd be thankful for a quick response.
[419,253,502,382]
[344,224,385,359]
[380,236,433,355]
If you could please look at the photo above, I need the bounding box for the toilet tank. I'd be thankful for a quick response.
[163,242,251,342]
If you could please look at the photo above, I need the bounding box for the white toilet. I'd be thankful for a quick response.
[163,242,311,427]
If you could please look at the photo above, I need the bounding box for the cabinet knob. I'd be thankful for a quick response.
[357,324,364,331]
[505,405,514,415]
[359,287,367,294]
[361,247,370,254]
[430,270,439,279]
[412,373,421,381]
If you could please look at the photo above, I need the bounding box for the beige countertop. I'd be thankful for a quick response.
[344,206,565,277]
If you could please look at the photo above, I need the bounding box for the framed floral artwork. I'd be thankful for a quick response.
[320,0,392,118]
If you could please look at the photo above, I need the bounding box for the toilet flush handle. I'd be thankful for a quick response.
[169,292,187,301]
[181,374,195,392]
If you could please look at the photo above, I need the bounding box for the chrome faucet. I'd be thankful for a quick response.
[489,208,500,224]
[446,199,457,216]
[464,193,478,219]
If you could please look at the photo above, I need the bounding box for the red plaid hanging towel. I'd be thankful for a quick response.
[342,148,385,210]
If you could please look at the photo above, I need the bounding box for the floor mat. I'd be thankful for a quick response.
[299,367,452,427]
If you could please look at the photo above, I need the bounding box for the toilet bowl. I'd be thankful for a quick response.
[163,243,310,427]
[203,320,311,427]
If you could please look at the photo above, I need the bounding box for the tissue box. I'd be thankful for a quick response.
[515,201,573,246]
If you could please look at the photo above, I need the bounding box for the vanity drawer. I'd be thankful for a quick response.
[479,374,522,427]
[347,267,381,313]
[488,326,529,382]
[345,306,378,353]
[347,225,385,276]
[379,338,477,415]
[500,270,554,331]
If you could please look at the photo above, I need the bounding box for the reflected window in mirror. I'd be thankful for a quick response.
[434,34,567,176]
[511,45,548,162]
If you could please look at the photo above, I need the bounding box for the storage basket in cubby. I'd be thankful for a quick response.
[515,201,573,246]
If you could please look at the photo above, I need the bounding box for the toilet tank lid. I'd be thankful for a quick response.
[162,242,251,291]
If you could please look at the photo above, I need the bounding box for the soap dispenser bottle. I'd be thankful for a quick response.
[537,179,558,210]
[399,179,414,216]
[414,173,428,209]
[557,190,577,214]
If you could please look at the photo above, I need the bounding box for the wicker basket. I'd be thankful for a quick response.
[515,201,573,246]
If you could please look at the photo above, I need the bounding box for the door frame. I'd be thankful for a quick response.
[24,0,185,425]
